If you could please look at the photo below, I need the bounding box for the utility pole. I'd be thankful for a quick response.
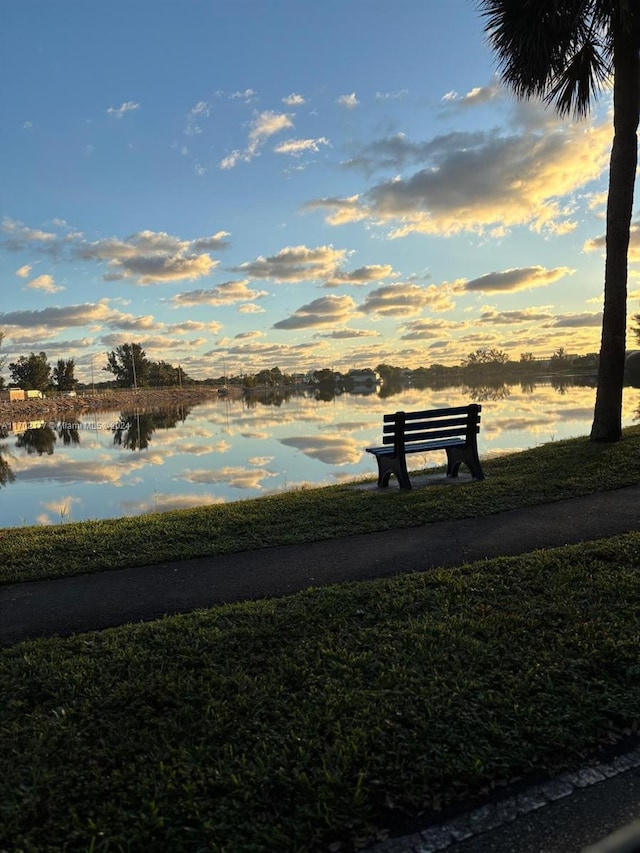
[131,344,137,390]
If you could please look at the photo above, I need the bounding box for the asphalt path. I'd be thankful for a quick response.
[2,484,639,647]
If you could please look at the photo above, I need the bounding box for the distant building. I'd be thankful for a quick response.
[346,368,380,394]
[1,389,45,401]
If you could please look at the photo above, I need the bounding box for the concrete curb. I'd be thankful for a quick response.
[363,747,640,852]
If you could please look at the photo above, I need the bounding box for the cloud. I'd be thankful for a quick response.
[170,279,268,306]
[273,294,357,329]
[106,101,140,119]
[100,333,206,352]
[301,194,368,225]
[77,229,230,285]
[229,89,258,102]
[336,93,359,108]
[360,282,455,317]
[479,307,556,324]
[220,110,293,168]
[549,312,603,328]
[10,456,163,485]
[25,274,65,293]
[6,335,94,351]
[2,217,57,248]
[441,79,502,109]
[587,191,608,212]
[238,303,267,314]
[184,101,209,136]
[274,137,329,156]
[279,435,361,465]
[182,465,277,489]
[4,220,231,288]
[16,264,32,278]
[121,494,226,514]
[399,318,467,340]
[324,263,395,287]
[339,130,487,174]
[584,218,640,262]
[459,265,575,294]
[282,93,305,106]
[218,339,323,362]
[316,329,381,339]
[234,244,348,281]
[234,330,262,340]
[0,302,160,332]
[166,320,223,334]
[306,107,611,237]
[43,496,82,516]
[104,255,217,285]
[375,90,409,101]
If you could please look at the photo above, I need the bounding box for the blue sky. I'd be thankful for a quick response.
[1,0,635,383]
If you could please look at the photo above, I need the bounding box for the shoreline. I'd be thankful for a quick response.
[0,386,240,420]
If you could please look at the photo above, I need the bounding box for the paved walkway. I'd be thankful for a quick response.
[2,483,640,851]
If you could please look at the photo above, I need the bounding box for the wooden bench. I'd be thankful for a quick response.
[366,404,485,490]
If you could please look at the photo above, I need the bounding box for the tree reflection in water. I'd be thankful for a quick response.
[313,387,334,403]
[16,426,57,456]
[57,419,81,446]
[244,390,291,407]
[0,444,15,487]
[463,383,512,402]
[551,377,570,395]
[112,407,190,451]
[378,379,405,399]
[14,419,82,458]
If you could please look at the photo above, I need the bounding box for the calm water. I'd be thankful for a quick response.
[1,381,638,528]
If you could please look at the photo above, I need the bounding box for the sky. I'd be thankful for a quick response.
[1,0,637,384]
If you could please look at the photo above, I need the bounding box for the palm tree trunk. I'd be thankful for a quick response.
[590,34,640,442]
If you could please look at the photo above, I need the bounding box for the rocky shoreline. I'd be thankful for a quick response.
[0,387,240,420]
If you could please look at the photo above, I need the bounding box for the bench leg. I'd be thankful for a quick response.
[375,454,412,490]
[446,446,485,480]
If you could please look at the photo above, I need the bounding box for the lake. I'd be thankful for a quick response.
[1,380,638,528]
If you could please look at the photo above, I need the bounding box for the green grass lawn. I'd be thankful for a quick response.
[1,429,640,851]
[2,535,640,851]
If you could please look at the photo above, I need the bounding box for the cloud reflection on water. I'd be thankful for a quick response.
[1,383,638,527]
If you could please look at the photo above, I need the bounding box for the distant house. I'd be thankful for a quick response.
[1,389,44,401]
[346,368,380,394]
[289,373,308,385]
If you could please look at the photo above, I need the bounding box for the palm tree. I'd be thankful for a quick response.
[476,0,640,441]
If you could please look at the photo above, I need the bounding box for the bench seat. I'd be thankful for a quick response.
[365,437,466,457]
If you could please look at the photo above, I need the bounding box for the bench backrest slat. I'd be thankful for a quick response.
[382,404,482,452]
[381,426,478,445]
[383,404,472,423]
[382,415,477,435]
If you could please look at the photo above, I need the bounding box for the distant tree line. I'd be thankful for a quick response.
[103,344,196,388]
[7,329,640,394]
[7,352,77,393]
[0,343,196,393]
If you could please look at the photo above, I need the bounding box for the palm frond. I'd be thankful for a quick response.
[476,0,614,117]
[592,0,640,43]
[477,0,583,91]
[546,37,610,115]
